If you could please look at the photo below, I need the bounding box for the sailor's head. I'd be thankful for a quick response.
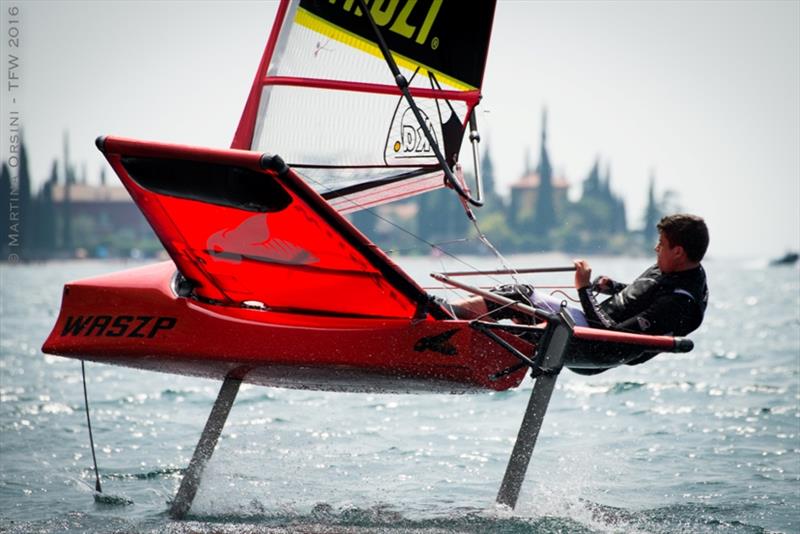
[655,214,709,272]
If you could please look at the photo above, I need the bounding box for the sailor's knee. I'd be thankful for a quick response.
[450,296,488,319]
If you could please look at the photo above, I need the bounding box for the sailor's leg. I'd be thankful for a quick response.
[449,296,489,319]
[170,375,242,519]
[450,286,587,326]
[530,292,589,327]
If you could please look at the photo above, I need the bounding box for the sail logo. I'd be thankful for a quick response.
[323,0,443,47]
[390,107,438,159]
[298,0,495,90]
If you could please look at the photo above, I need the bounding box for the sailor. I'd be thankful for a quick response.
[452,213,709,339]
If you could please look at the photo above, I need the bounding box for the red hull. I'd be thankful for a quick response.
[42,261,530,393]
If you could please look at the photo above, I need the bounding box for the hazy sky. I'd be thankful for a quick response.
[2,1,798,258]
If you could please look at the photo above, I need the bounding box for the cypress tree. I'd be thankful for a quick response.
[479,144,502,211]
[582,159,601,199]
[62,132,74,252]
[18,135,32,259]
[417,187,469,249]
[532,110,557,239]
[643,173,660,248]
[415,187,437,243]
[601,164,613,205]
[614,195,628,234]
[604,165,627,234]
[350,208,377,241]
[41,162,59,252]
[447,189,469,242]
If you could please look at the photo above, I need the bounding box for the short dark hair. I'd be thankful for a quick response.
[657,214,709,262]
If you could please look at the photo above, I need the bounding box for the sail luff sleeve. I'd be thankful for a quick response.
[231,0,293,150]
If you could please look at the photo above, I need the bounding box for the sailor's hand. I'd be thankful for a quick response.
[592,275,613,293]
[573,259,592,289]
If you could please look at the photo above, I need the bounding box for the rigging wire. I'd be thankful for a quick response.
[548,289,581,304]
[383,237,472,255]
[308,168,561,322]
[299,170,581,317]
[292,0,556,302]
[81,360,102,494]
[461,196,523,286]
[304,0,589,318]
[300,173,510,286]
[435,251,462,317]
[354,0,482,207]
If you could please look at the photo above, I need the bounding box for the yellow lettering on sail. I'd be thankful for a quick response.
[389,0,417,38]
[415,0,442,44]
[371,0,400,26]
[339,0,362,16]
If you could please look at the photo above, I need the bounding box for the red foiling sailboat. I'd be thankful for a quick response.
[42,0,692,517]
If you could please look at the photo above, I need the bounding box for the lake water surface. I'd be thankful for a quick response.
[1,256,798,533]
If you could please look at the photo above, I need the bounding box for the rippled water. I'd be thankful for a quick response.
[1,256,798,533]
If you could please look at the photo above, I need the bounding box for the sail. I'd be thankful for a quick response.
[232,0,496,213]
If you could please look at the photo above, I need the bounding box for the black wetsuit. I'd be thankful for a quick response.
[577,264,708,337]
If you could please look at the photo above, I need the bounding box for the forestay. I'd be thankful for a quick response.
[232,0,496,213]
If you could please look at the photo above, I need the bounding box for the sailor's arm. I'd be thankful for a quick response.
[574,259,618,329]
[592,276,627,295]
[577,286,617,329]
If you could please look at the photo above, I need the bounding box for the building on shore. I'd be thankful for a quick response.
[508,170,570,226]
[51,184,156,257]
[504,109,632,253]
[508,109,569,238]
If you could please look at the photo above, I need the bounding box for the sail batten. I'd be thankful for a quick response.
[234,0,496,212]
[263,76,480,102]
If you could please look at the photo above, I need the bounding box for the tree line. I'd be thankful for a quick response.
[356,117,669,257]
[0,133,129,261]
[1,129,670,262]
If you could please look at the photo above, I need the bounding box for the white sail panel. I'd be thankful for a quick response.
[235,0,496,212]
[269,6,470,92]
[252,85,467,168]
